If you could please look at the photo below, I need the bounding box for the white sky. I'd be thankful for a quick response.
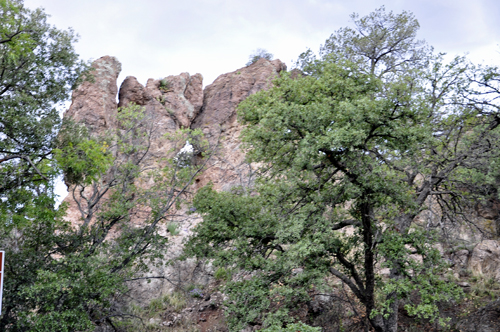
[24,0,500,88]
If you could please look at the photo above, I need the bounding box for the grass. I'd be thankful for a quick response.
[159,78,171,91]
[165,291,188,312]
[167,222,180,236]
[112,291,191,331]
[214,267,231,281]
[469,274,500,300]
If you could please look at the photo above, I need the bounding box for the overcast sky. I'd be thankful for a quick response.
[23,0,500,89]
[20,0,499,203]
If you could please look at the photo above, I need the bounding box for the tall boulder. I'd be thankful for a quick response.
[64,56,121,133]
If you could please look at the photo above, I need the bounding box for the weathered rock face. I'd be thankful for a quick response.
[118,72,203,129]
[192,58,285,140]
[476,199,500,220]
[457,298,500,332]
[64,56,121,133]
[191,58,286,191]
[146,73,204,128]
[469,240,500,281]
[114,72,205,162]
[452,249,470,268]
[62,56,122,225]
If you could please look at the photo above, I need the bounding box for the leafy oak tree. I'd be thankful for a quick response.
[185,8,500,332]
[0,0,87,329]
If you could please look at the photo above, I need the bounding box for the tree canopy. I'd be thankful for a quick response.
[186,7,500,332]
[0,0,87,194]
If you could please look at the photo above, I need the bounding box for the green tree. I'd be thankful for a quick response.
[1,104,211,331]
[296,6,430,78]
[186,8,500,332]
[0,0,87,194]
[0,2,212,329]
[0,1,88,329]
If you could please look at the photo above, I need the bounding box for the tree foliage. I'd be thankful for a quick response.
[186,7,500,332]
[1,103,211,331]
[0,0,87,194]
[0,2,215,330]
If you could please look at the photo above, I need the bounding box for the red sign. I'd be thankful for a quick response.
[0,251,4,315]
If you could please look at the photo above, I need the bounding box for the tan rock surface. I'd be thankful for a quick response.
[140,72,204,129]
[64,55,121,133]
[468,240,500,281]
[191,58,286,192]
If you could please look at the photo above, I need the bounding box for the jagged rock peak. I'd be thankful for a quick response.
[64,55,121,133]
[118,73,203,129]
[191,58,287,137]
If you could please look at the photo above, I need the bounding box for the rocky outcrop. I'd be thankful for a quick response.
[476,199,500,220]
[65,56,286,189]
[118,72,203,129]
[64,56,121,133]
[147,73,204,128]
[469,240,500,281]
[192,58,285,140]
[114,72,205,161]
[62,55,286,303]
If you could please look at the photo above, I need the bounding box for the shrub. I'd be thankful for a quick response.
[214,267,231,281]
[159,78,170,91]
[260,322,321,332]
[167,223,180,236]
[246,48,273,66]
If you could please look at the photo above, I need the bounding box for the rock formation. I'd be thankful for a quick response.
[62,55,287,303]
[191,58,286,192]
[469,240,500,281]
[64,55,121,133]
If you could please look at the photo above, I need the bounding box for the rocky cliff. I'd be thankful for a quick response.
[65,56,286,191]
[62,55,287,304]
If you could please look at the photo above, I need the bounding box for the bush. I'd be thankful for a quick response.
[260,322,321,332]
[214,267,231,281]
[246,48,273,66]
